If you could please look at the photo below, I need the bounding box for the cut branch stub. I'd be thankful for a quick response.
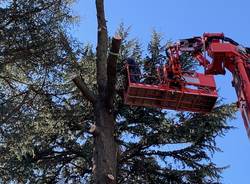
[89,124,100,136]
[106,36,122,107]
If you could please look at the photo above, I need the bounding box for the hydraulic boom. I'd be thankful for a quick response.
[124,33,250,138]
[171,33,250,137]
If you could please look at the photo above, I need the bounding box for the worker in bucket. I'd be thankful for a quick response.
[126,58,141,83]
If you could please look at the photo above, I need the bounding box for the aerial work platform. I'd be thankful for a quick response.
[124,33,250,139]
[124,63,218,112]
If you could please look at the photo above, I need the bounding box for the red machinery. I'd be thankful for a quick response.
[124,33,250,137]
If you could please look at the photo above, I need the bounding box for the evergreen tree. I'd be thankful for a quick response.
[0,0,237,184]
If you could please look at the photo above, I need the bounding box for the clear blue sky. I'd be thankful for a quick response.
[73,0,250,183]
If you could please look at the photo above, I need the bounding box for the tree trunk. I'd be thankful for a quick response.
[73,1,121,183]
[92,34,121,183]
[93,101,117,184]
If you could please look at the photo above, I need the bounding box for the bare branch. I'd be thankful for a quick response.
[2,91,29,123]
[72,76,96,103]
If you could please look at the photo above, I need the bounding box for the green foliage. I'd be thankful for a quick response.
[0,1,237,184]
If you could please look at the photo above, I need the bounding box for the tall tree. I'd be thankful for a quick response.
[0,0,237,184]
[72,0,122,183]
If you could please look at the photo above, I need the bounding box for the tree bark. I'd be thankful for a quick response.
[93,0,121,183]
[93,35,121,183]
[106,36,122,108]
[93,101,117,184]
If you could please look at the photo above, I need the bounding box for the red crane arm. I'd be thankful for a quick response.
[123,32,250,139]
[168,33,250,138]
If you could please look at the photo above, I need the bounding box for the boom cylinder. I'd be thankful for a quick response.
[235,58,250,137]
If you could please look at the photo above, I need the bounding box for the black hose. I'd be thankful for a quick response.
[246,47,250,54]
[223,36,239,46]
